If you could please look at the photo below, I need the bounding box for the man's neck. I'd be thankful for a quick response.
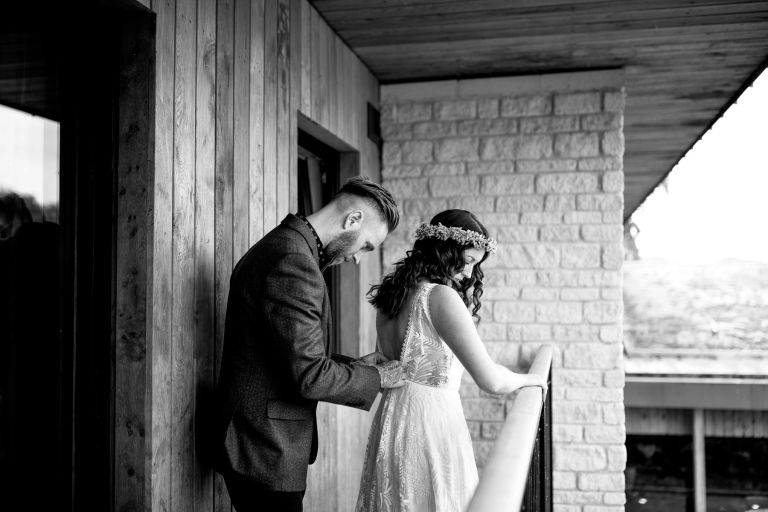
[305,209,334,246]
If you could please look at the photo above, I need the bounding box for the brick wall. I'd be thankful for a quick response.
[380,72,627,512]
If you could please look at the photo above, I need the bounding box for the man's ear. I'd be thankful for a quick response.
[343,209,364,230]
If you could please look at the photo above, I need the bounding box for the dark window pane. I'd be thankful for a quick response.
[705,437,768,512]
[626,435,694,512]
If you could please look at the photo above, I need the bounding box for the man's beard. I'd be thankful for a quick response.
[322,230,359,270]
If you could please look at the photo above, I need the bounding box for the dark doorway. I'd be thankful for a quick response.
[0,2,152,510]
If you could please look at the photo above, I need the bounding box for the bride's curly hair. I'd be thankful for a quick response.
[368,209,492,322]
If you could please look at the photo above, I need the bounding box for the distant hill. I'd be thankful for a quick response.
[623,258,768,352]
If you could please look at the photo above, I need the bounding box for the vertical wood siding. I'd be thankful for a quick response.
[114,0,381,510]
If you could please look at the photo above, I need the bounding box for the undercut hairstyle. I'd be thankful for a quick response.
[368,209,491,322]
[336,176,399,232]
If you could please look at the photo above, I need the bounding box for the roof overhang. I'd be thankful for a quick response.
[311,0,768,219]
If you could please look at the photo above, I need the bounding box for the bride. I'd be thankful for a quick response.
[355,209,547,512]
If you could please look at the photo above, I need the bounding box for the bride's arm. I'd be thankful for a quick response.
[429,284,546,395]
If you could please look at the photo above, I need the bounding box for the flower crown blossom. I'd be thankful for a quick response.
[414,222,498,254]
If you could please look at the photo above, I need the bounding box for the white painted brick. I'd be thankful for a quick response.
[578,473,625,492]
[555,92,602,114]
[604,90,626,113]
[468,161,515,175]
[477,323,508,340]
[552,325,600,342]
[602,211,623,223]
[519,116,579,133]
[403,198,448,217]
[536,302,583,323]
[564,343,621,369]
[521,324,552,341]
[600,287,621,300]
[602,171,623,192]
[413,121,457,139]
[480,135,553,160]
[554,425,583,443]
[429,176,479,197]
[538,269,580,287]
[578,270,621,287]
[382,164,422,179]
[461,383,480,399]
[540,225,581,242]
[520,211,563,224]
[603,403,625,425]
[581,113,621,131]
[494,225,539,242]
[480,212,521,226]
[466,420,481,437]
[496,195,544,212]
[448,196,495,212]
[380,104,396,123]
[556,402,603,424]
[473,440,494,466]
[434,99,477,120]
[401,140,434,163]
[554,369,602,387]
[578,156,622,171]
[462,398,505,420]
[382,141,402,165]
[554,471,577,490]
[521,287,560,301]
[481,174,535,195]
[564,211,603,224]
[382,123,414,141]
[537,173,599,194]
[481,421,502,440]
[561,244,601,268]
[434,137,479,162]
[395,103,432,122]
[584,506,624,512]
[477,98,499,118]
[458,118,517,136]
[584,301,622,324]
[501,95,552,117]
[577,194,623,211]
[561,288,600,301]
[385,177,429,198]
[601,131,624,156]
[481,287,520,300]
[495,301,536,322]
[518,135,554,159]
[606,445,627,471]
[554,488,604,503]
[554,505,581,512]
[603,492,627,505]
[555,132,600,157]
[599,325,623,343]
[518,159,578,173]
[506,269,539,287]
[544,194,577,212]
[603,369,625,388]
[584,425,626,444]
[582,224,622,242]
[421,162,466,176]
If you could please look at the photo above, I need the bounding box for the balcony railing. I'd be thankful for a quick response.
[466,345,554,512]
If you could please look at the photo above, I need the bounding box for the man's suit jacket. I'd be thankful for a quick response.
[214,214,380,491]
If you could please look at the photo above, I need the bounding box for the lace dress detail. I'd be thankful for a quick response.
[356,283,478,512]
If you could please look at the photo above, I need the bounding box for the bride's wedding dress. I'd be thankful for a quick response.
[356,282,478,512]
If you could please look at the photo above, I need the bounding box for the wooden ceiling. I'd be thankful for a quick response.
[311,0,768,219]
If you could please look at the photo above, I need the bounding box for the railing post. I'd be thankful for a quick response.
[522,366,553,512]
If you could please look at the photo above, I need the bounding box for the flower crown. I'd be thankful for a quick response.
[414,222,498,254]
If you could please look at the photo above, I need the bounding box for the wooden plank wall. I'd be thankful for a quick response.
[114,0,381,510]
[627,407,768,438]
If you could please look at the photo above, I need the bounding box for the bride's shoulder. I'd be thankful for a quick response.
[428,284,465,314]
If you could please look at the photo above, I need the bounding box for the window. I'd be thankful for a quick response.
[626,435,694,512]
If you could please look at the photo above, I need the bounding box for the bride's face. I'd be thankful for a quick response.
[453,246,485,283]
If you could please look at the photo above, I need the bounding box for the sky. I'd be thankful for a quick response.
[630,68,768,264]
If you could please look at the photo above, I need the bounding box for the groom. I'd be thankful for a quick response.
[214,177,402,512]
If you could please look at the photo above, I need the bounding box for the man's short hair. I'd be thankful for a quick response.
[336,176,399,232]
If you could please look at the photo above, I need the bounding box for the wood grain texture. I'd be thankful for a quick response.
[195,0,217,509]
[233,0,251,262]
[149,0,176,510]
[263,0,279,232]
[277,0,292,220]
[249,0,266,245]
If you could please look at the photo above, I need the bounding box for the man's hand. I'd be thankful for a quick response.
[356,351,390,365]
[375,360,406,389]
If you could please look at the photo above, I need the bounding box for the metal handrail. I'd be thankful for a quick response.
[466,345,554,512]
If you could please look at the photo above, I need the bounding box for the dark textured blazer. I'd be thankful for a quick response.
[214,214,380,491]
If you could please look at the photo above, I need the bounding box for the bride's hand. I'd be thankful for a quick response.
[357,351,389,365]
[522,374,548,393]
[375,360,406,389]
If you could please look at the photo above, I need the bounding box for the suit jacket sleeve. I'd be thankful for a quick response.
[258,251,380,410]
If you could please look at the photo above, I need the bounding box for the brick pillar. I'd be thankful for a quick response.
[380,71,627,512]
